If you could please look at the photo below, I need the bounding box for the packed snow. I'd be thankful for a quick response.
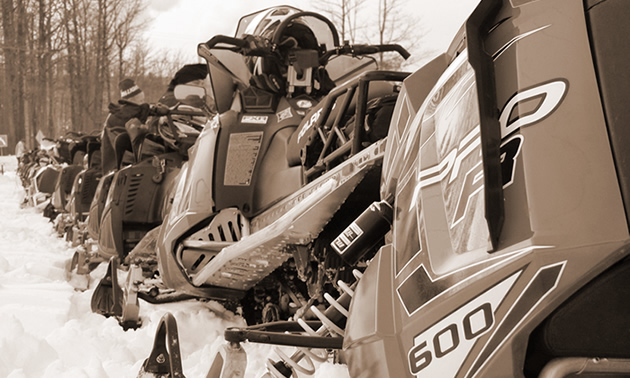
[0,155,350,378]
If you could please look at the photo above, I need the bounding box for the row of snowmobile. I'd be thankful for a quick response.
[19,0,630,376]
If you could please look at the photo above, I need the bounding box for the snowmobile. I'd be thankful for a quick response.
[49,131,101,228]
[19,137,67,210]
[128,6,412,327]
[70,100,208,276]
[95,102,207,262]
[61,133,102,246]
[143,0,630,377]
[87,100,211,326]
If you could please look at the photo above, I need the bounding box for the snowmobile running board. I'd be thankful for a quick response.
[188,138,387,291]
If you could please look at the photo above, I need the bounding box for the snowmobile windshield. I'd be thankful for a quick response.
[235,6,302,39]
[235,6,339,52]
[197,43,251,114]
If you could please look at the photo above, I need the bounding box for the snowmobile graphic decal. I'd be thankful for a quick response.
[407,270,520,377]
[407,262,565,377]
[466,262,565,377]
[393,56,568,274]
[396,245,551,317]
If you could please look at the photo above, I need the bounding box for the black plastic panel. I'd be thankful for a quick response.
[585,0,630,224]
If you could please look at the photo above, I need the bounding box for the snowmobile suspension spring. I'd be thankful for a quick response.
[266,270,363,377]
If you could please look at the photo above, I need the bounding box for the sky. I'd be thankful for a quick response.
[0,156,348,377]
[143,0,481,68]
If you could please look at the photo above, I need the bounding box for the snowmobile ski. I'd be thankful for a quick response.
[137,312,185,378]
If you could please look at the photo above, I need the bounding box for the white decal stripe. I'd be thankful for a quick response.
[492,25,550,61]
[466,261,567,378]
[449,134,481,184]
[396,245,554,317]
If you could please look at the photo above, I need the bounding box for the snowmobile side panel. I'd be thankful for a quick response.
[343,245,407,378]
[345,0,630,377]
[526,251,630,372]
[191,139,386,290]
[253,127,303,212]
[98,152,184,260]
[213,97,305,217]
[51,164,83,212]
[35,165,60,195]
[70,167,101,221]
[87,171,114,240]
[584,0,630,225]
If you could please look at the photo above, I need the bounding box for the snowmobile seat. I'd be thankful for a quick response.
[35,166,60,195]
[525,256,630,375]
[86,138,101,169]
[51,164,83,211]
[136,133,166,162]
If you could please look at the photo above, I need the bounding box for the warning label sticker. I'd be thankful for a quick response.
[224,131,264,186]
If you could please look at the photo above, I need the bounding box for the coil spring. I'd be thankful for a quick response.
[265,270,363,378]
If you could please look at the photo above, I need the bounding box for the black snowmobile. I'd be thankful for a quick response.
[95,102,207,262]
[19,134,84,212]
[85,96,210,326]
[142,0,630,377]
[18,146,59,208]
[51,131,102,235]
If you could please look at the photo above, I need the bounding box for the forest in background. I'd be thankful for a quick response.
[0,0,421,152]
[0,0,189,151]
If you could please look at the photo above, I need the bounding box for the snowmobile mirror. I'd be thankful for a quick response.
[173,84,206,102]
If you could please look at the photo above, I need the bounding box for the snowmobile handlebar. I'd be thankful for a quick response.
[149,104,205,118]
[202,35,411,62]
[202,34,271,57]
[319,43,411,64]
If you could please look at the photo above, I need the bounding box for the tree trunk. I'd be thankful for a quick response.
[1,0,19,148]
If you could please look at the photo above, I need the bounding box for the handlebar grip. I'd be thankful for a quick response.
[149,103,206,118]
[353,44,411,60]
[203,35,248,50]
[149,104,170,116]
[378,44,411,60]
[320,43,411,64]
[381,44,411,60]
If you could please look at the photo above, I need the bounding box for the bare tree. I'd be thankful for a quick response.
[58,0,148,132]
[310,0,427,70]
[375,0,425,70]
[314,0,367,44]
[0,0,194,146]
[1,0,31,148]
[112,0,146,81]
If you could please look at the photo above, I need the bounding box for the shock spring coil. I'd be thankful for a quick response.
[265,270,363,378]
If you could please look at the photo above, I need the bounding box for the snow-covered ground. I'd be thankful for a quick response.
[0,155,349,378]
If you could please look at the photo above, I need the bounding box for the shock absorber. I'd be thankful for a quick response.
[263,269,363,378]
